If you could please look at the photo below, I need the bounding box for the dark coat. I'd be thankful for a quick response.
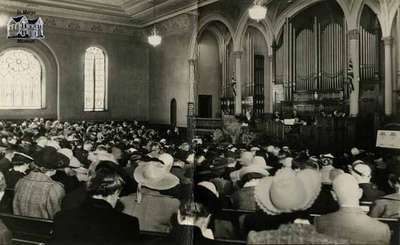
[359,183,384,202]
[0,158,11,175]
[51,198,140,245]
[5,169,25,189]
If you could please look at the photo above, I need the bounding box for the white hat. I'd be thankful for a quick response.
[46,140,61,150]
[36,137,48,148]
[197,181,219,198]
[238,151,254,166]
[254,168,321,215]
[158,153,174,171]
[252,156,274,170]
[239,164,270,179]
[58,148,81,168]
[134,161,179,190]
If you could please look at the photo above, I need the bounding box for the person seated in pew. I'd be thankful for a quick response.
[231,164,270,211]
[370,157,400,218]
[120,160,180,233]
[169,181,222,244]
[51,161,140,245]
[5,152,32,189]
[13,146,67,219]
[0,172,12,245]
[315,173,391,244]
[349,160,384,203]
[241,168,321,238]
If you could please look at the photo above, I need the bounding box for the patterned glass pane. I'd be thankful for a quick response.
[84,47,106,111]
[0,49,42,109]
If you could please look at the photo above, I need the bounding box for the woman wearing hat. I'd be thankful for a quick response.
[241,168,321,238]
[13,146,67,219]
[5,152,32,189]
[168,181,222,244]
[52,161,140,245]
[120,161,180,233]
[231,164,270,211]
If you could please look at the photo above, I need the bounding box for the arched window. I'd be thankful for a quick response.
[0,49,43,109]
[84,47,107,111]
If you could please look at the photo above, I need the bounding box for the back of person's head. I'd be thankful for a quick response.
[331,173,362,207]
[87,161,125,198]
[179,201,209,219]
[349,160,372,184]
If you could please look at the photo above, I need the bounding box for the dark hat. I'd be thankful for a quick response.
[12,152,33,166]
[95,160,136,196]
[35,146,69,170]
[194,182,221,214]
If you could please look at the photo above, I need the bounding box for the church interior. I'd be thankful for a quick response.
[0,0,399,244]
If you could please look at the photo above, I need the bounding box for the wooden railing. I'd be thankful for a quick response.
[255,117,360,153]
[188,117,223,139]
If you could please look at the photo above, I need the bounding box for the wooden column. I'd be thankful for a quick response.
[383,37,393,116]
[348,29,360,116]
[234,51,243,115]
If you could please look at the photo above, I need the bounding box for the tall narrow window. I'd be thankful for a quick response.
[0,49,43,109]
[84,47,107,111]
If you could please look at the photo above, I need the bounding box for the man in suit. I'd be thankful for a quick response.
[315,173,391,244]
[52,161,140,245]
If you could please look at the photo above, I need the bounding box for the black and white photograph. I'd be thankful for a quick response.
[0,0,399,244]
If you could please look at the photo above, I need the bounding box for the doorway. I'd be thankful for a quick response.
[198,95,212,118]
[170,98,177,127]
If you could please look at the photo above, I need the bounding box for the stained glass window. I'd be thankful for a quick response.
[84,47,107,111]
[0,49,43,109]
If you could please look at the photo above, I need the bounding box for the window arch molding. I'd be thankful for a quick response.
[83,45,108,112]
[0,47,46,109]
[0,40,58,117]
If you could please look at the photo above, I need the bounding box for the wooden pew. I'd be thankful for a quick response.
[0,213,53,244]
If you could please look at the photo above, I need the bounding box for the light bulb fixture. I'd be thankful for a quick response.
[248,1,267,21]
[148,25,162,47]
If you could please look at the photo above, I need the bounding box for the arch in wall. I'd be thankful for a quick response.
[234,9,274,53]
[0,39,59,119]
[188,13,235,61]
[356,1,382,33]
[274,0,349,40]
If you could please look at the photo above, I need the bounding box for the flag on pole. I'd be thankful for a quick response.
[347,59,354,91]
[231,74,237,96]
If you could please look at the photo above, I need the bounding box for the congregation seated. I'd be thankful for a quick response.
[0,118,398,244]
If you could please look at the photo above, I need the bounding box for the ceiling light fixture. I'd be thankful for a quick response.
[148,0,162,47]
[148,25,162,47]
[249,0,267,22]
